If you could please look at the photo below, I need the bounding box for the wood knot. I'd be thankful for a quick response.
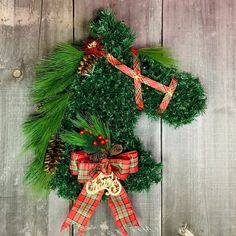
[12,69,23,81]
[178,224,194,236]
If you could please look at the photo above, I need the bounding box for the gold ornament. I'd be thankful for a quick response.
[85,144,124,195]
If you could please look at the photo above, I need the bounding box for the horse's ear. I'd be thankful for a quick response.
[89,9,135,55]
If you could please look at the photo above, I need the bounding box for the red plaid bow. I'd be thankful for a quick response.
[61,151,140,236]
[81,40,178,113]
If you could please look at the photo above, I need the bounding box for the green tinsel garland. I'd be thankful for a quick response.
[23,9,206,199]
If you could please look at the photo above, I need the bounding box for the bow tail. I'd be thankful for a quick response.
[61,184,104,235]
[108,187,140,236]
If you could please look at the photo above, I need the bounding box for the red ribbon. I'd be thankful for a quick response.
[81,39,178,113]
[61,151,140,236]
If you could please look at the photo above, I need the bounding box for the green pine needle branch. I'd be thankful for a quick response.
[61,114,111,153]
[138,48,177,68]
[22,93,71,194]
[32,43,84,103]
[22,43,83,196]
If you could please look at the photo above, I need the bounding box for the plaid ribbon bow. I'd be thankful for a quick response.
[82,39,178,113]
[61,150,140,236]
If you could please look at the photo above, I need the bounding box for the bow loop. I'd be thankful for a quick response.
[70,150,139,183]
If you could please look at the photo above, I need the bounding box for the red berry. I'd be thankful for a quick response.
[97,135,103,140]
[92,141,98,145]
[80,130,85,134]
[100,140,105,145]
[131,47,138,55]
[104,138,109,143]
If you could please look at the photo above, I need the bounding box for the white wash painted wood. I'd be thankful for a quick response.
[163,1,236,236]
[0,0,72,235]
[74,1,162,235]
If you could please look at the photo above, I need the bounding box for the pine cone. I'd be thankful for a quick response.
[44,136,65,174]
[88,152,107,163]
[77,55,98,76]
[110,144,123,156]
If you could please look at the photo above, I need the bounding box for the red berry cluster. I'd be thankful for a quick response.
[79,129,109,146]
[92,135,109,146]
[80,129,92,135]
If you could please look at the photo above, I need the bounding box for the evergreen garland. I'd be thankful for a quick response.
[23,9,206,199]
[22,44,84,195]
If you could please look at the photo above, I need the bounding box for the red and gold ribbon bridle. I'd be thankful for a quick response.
[82,39,178,113]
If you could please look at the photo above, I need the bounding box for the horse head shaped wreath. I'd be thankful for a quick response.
[22,9,207,203]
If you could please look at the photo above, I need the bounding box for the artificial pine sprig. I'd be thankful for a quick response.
[61,114,111,153]
[138,48,177,68]
[22,93,71,195]
[22,43,84,195]
[23,93,71,154]
[32,43,84,103]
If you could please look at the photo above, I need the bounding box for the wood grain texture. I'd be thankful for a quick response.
[2,1,235,236]
[74,1,162,235]
[0,0,72,235]
[162,1,236,236]
[38,1,73,235]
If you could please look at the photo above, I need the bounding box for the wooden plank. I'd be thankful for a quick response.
[38,1,73,234]
[162,1,236,236]
[38,0,74,54]
[0,0,72,235]
[74,1,162,235]
[0,2,48,235]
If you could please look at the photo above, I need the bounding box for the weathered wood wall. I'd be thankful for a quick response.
[0,1,72,235]
[0,0,235,236]
[163,1,236,235]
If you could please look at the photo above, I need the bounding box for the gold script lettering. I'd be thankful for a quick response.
[86,172,122,196]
